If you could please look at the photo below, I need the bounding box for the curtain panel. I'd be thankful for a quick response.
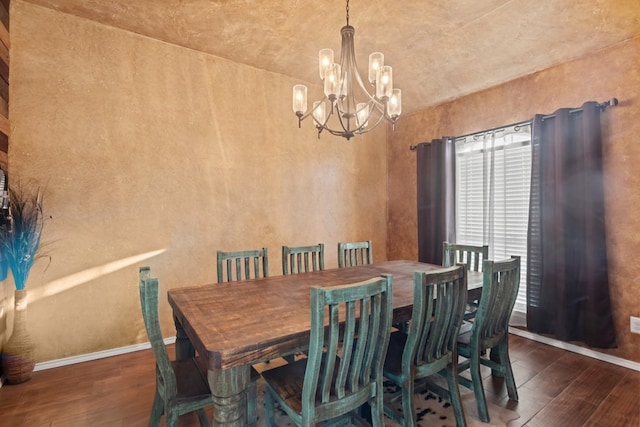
[416,139,456,265]
[527,102,616,348]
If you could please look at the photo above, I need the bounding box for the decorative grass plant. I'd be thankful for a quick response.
[0,183,46,290]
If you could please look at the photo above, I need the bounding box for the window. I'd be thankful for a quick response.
[455,125,531,313]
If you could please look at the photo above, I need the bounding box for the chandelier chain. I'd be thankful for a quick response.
[346,0,349,26]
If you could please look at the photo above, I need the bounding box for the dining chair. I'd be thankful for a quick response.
[216,247,268,282]
[262,275,394,426]
[216,248,281,368]
[442,241,488,271]
[337,240,373,268]
[456,256,521,423]
[282,243,325,275]
[382,265,468,427]
[443,241,488,320]
[138,267,213,427]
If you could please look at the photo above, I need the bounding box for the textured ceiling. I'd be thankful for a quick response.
[23,0,640,115]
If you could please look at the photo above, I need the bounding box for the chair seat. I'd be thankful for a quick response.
[262,355,345,415]
[172,358,213,402]
[457,321,474,342]
[262,358,308,415]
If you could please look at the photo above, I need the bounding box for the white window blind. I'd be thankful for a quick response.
[455,126,531,313]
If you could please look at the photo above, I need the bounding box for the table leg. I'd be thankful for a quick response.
[173,315,195,360]
[208,365,250,426]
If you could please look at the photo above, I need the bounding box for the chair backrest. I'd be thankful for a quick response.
[303,275,393,423]
[442,241,489,272]
[216,248,269,283]
[337,240,373,268]
[282,243,325,275]
[403,266,468,375]
[138,267,178,399]
[472,256,521,350]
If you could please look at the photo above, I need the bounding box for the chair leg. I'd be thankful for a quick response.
[148,389,163,427]
[401,379,416,427]
[497,342,518,402]
[470,351,490,423]
[264,388,277,427]
[165,408,179,427]
[369,387,386,427]
[445,365,467,427]
[196,408,211,427]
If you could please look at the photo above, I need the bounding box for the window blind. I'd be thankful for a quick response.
[456,130,531,313]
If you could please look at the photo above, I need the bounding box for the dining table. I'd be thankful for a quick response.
[167,259,483,426]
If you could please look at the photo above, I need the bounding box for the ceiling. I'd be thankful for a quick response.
[23,0,640,115]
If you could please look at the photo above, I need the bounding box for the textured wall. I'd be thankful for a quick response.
[387,37,640,362]
[3,2,387,362]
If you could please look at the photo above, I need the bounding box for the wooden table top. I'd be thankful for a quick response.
[168,260,482,370]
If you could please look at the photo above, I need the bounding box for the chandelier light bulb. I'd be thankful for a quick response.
[356,103,369,128]
[324,63,342,99]
[388,89,402,118]
[368,52,384,84]
[376,65,393,100]
[312,101,326,126]
[292,84,308,115]
[318,49,334,80]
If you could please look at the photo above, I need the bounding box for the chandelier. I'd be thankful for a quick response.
[292,0,401,140]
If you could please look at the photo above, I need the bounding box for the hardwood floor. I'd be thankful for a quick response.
[0,334,638,426]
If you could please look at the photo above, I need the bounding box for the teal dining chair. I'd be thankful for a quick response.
[215,249,271,400]
[216,247,268,282]
[138,267,213,427]
[282,243,325,275]
[456,256,521,422]
[442,242,488,272]
[337,240,373,267]
[262,275,393,426]
[382,265,468,427]
[443,241,489,320]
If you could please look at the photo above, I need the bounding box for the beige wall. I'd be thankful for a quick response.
[387,37,640,362]
[1,1,388,362]
[2,1,638,365]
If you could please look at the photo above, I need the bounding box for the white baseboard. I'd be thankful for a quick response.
[32,336,176,372]
[15,330,639,375]
[508,327,640,372]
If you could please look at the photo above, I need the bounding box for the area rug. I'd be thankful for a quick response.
[253,373,520,426]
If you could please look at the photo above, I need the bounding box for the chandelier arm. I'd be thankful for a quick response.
[334,100,387,137]
[367,108,388,128]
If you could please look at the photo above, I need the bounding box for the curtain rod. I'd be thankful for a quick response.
[409,98,618,151]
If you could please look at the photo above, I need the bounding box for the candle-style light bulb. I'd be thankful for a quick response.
[318,49,334,80]
[292,85,307,115]
[368,52,384,84]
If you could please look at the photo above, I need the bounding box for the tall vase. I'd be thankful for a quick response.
[1,289,36,384]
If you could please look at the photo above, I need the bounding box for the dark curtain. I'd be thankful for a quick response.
[416,138,456,265]
[527,102,616,348]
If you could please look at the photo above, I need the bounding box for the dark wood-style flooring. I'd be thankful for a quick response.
[0,334,638,426]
